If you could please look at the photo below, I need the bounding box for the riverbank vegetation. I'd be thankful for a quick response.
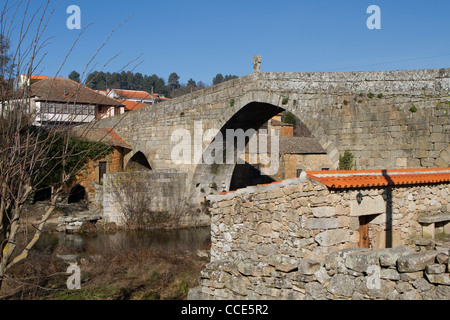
[0,232,210,300]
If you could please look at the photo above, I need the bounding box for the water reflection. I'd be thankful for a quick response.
[36,227,211,255]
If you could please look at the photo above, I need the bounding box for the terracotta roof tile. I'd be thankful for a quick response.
[307,168,450,189]
[22,74,49,81]
[112,89,153,100]
[121,100,149,111]
[30,77,123,106]
[209,167,450,197]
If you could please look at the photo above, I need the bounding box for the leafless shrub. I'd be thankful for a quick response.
[108,172,190,230]
[0,0,137,290]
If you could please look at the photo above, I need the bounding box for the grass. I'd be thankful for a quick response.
[0,236,210,300]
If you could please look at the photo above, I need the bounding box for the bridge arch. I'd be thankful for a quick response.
[190,90,340,200]
[125,150,153,172]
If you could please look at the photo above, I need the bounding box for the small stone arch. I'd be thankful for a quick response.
[125,151,153,171]
[68,184,86,204]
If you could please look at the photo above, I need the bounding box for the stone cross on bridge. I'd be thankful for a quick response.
[90,68,450,206]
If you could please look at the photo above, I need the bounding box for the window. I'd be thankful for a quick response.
[322,168,330,171]
[297,169,303,177]
[40,104,48,113]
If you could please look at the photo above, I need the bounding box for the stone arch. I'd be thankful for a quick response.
[210,90,340,167]
[68,184,86,204]
[190,91,340,200]
[125,150,153,172]
[435,144,450,167]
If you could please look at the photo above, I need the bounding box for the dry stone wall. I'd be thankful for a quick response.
[207,177,450,262]
[192,244,450,300]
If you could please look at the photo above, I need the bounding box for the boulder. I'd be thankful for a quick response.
[436,253,449,265]
[422,286,450,300]
[425,264,446,274]
[187,286,208,300]
[425,273,450,285]
[397,251,439,273]
[327,274,355,298]
[324,248,367,272]
[304,281,327,300]
[315,229,351,247]
[298,259,321,275]
[379,246,415,267]
[345,249,388,273]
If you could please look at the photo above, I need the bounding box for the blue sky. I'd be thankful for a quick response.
[10,0,450,85]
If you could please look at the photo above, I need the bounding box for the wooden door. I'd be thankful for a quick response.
[99,161,107,184]
[359,216,370,248]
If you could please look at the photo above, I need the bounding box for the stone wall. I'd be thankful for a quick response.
[193,176,450,299]
[207,177,449,262]
[192,245,450,300]
[102,170,209,227]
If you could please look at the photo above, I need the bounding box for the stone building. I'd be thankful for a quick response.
[192,167,450,300]
[72,128,132,204]
[27,77,124,125]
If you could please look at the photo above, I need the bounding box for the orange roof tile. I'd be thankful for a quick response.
[121,100,149,111]
[22,74,49,80]
[307,168,450,189]
[112,89,154,100]
[111,89,170,101]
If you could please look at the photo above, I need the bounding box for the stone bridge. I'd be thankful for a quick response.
[90,68,450,205]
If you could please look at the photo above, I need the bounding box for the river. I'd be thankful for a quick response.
[35,227,211,256]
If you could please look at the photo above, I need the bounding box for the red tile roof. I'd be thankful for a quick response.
[307,168,450,189]
[208,168,450,198]
[121,100,149,111]
[22,74,49,81]
[30,77,123,106]
[111,89,170,101]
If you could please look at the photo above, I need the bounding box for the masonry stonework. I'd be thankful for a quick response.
[102,170,210,227]
[190,176,450,300]
[207,178,449,262]
[87,69,450,204]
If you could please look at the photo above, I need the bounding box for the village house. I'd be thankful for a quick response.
[71,128,132,205]
[26,77,124,125]
[106,89,169,109]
